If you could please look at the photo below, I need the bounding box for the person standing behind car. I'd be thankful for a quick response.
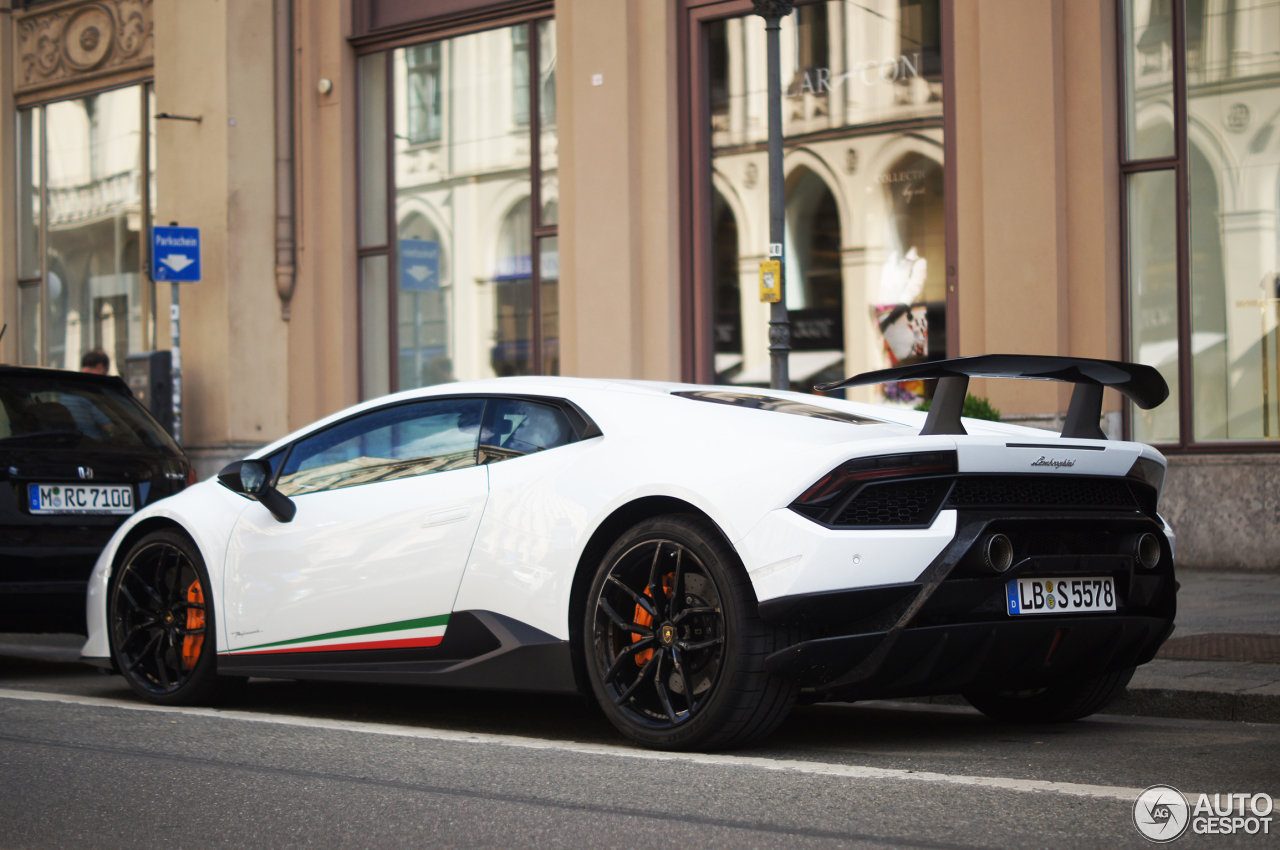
[80,349,110,375]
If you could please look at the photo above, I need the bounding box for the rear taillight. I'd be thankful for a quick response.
[794,450,957,511]
[185,465,198,488]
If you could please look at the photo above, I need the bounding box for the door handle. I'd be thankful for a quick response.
[421,506,472,527]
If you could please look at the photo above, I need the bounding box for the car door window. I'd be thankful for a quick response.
[479,399,574,464]
[277,398,485,496]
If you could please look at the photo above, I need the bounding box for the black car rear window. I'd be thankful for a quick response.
[672,390,883,425]
[0,375,180,453]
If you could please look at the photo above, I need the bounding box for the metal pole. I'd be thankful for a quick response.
[754,1,793,391]
[166,220,182,446]
[170,279,182,445]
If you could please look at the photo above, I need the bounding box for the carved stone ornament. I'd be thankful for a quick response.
[751,0,795,19]
[14,0,153,95]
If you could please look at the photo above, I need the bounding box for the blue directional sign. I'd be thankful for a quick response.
[399,239,440,292]
[152,226,201,282]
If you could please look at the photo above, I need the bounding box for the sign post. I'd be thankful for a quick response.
[152,225,201,445]
[753,1,794,391]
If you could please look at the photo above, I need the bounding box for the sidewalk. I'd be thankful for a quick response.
[1110,568,1280,723]
[1,568,1277,723]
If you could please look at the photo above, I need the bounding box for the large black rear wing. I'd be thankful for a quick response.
[815,355,1168,440]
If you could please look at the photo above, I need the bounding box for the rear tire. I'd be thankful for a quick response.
[963,666,1135,723]
[583,514,798,750]
[109,529,245,705]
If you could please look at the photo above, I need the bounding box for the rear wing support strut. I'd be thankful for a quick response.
[816,355,1169,440]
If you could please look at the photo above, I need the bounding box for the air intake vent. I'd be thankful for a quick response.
[946,476,1138,511]
[830,479,951,527]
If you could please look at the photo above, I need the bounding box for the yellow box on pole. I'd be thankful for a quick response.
[759,260,781,303]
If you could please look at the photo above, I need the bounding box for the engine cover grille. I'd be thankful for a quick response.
[946,476,1138,511]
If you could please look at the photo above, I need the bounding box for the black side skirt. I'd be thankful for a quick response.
[217,610,578,695]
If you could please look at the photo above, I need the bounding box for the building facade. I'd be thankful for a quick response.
[1,0,1277,569]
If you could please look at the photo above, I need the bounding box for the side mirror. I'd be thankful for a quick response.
[217,459,296,523]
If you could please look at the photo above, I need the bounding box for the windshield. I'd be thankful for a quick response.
[0,375,181,453]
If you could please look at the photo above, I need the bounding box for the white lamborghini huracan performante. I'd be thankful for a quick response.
[82,355,1177,750]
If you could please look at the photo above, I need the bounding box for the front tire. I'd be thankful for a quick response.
[963,666,1135,723]
[583,514,798,750]
[109,529,244,705]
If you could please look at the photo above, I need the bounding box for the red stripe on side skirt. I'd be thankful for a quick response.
[227,635,444,656]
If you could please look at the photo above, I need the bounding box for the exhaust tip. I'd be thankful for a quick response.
[1136,532,1161,569]
[982,533,1014,574]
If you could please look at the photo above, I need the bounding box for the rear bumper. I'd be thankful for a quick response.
[758,510,1177,699]
[765,614,1173,699]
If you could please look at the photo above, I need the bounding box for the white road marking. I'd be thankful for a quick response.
[0,687,1153,802]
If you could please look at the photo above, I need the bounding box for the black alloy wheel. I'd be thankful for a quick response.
[109,529,243,705]
[584,514,799,750]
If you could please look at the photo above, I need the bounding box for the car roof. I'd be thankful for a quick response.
[245,376,913,457]
[0,365,132,392]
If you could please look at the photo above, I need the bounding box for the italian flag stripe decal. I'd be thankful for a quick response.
[226,613,450,655]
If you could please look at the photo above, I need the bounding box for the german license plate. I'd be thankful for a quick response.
[29,483,134,515]
[1006,576,1115,616]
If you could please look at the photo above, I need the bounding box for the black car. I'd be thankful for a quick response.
[0,366,192,633]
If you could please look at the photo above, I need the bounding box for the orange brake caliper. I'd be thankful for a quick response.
[182,580,205,670]
[632,573,674,666]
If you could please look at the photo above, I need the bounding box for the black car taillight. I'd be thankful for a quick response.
[793,450,957,518]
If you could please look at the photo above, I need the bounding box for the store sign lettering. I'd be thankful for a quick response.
[880,170,929,204]
[798,53,921,94]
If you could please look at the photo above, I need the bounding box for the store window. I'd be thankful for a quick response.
[358,19,557,399]
[1122,0,1280,445]
[700,0,947,401]
[15,85,155,374]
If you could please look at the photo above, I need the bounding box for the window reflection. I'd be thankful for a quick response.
[278,398,485,496]
[707,2,945,402]
[1124,0,1280,442]
[1187,13,1280,440]
[1128,169,1180,443]
[29,86,148,376]
[372,20,556,397]
[406,44,442,144]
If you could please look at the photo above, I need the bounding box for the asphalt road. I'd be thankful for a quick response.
[1,656,1276,849]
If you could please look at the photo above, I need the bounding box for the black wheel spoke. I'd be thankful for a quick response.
[603,637,655,684]
[598,597,652,637]
[671,646,697,713]
[174,601,206,611]
[165,553,188,604]
[123,570,165,611]
[645,541,663,602]
[125,631,161,671]
[174,627,205,637]
[156,650,172,689]
[115,582,153,616]
[606,575,657,620]
[652,651,680,724]
[613,651,658,706]
[666,547,685,619]
[673,606,719,624]
[123,620,159,643]
[675,636,723,652]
